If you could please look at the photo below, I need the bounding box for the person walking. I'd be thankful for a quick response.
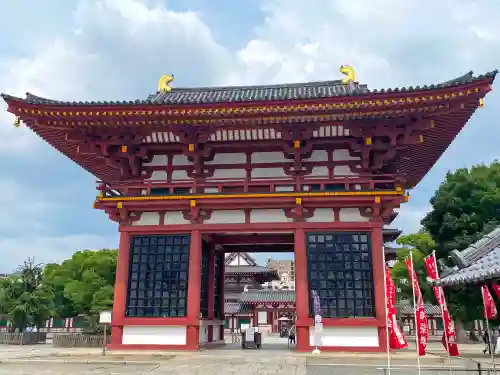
[484,330,491,355]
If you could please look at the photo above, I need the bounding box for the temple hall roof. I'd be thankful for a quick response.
[225,265,279,275]
[437,226,500,286]
[396,301,442,316]
[240,290,296,303]
[2,71,495,107]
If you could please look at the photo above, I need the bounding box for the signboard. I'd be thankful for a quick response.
[99,311,112,324]
[245,327,255,342]
[314,315,322,324]
[241,323,250,331]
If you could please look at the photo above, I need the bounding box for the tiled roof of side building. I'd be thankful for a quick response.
[1,70,496,106]
[240,290,296,303]
[224,302,252,315]
[396,302,442,316]
[225,265,279,275]
[437,226,500,286]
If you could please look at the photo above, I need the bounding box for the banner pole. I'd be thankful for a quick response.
[482,286,497,375]
[409,251,422,375]
[382,246,391,375]
[431,250,453,375]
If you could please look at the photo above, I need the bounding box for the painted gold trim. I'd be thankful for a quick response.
[96,190,405,202]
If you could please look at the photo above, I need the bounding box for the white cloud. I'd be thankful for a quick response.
[0,234,118,273]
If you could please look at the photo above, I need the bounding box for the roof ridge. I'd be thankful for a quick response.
[3,70,495,107]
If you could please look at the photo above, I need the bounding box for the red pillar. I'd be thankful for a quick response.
[110,232,131,347]
[207,242,215,342]
[372,223,388,352]
[219,254,225,341]
[186,230,202,350]
[294,228,310,351]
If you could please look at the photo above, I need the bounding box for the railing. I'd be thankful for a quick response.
[52,333,110,347]
[0,332,47,345]
[97,174,399,198]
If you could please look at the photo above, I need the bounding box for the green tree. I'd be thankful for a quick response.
[0,258,53,332]
[422,161,500,259]
[42,249,117,318]
[419,161,500,339]
[390,232,435,303]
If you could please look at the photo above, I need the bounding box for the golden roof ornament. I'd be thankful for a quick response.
[13,116,21,128]
[158,74,174,93]
[339,65,355,85]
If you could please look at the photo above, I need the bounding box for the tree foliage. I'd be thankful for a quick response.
[417,161,500,326]
[42,249,117,317]
[422,161,500,259]
[390,232,435,303]
[0,258,53,331]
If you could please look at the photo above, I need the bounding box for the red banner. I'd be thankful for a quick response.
[405,256,428,356]
[424,253,459,356]
[385,267,408,349]
[491,284,500,300]
[481,285,498,320]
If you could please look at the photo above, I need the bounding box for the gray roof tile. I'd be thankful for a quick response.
[240,290,295,303]
[396,301,442,316]
[225,265,278,275]
[438,225,500,286]
[224,302,251,315]
[1,70,496,107]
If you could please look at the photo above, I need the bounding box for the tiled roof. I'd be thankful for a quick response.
[224,252,258,266]
[437,226,500,286]
[396,301,442,316]
[2,70,496,106]
[240,290,295,303]
[224,302,251,315]
[225,265,278,275]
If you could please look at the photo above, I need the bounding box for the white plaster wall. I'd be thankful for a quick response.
[171,170,189,180]
[205,153,246,164]
[122,326,187,345]
[251,152,288,163]
[212,169,246,179]
[339,208,369,222]
[308,208,333,222]
[199,322,209,344]
[311,166,329,177]
[228,254,252,266]
[164,211,190,224]
[333,165,357,176]
[332,149,360,161]
[143,154,168,166]
[146,171,169,181]
[309,326,379,347]
[172,155,190,166]
[213,325,220,341]
[132,212,160,226]
[305,150,329,162]
[251,168,286,178]
[205,210,246,224]
[250,209,292,223]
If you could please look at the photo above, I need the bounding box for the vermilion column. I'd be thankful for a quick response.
[372,223,388,352]
[110,232,131,346]
[219,254,225,341]
[207,242,215,342]
[294,228,310,351]
[186,230,202,350]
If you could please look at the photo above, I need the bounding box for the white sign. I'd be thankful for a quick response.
[241,323,250,330]
[258,311,267,324]
[99,311,112,324]
[245,327,255,342]
[314,315,322,324]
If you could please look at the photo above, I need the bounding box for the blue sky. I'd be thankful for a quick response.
[1,0,500,272]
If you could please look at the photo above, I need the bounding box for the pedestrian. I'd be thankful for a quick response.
[493,329,500,354]
[483,330,491,354]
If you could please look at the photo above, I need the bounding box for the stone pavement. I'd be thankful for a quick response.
[0,341,494,375]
